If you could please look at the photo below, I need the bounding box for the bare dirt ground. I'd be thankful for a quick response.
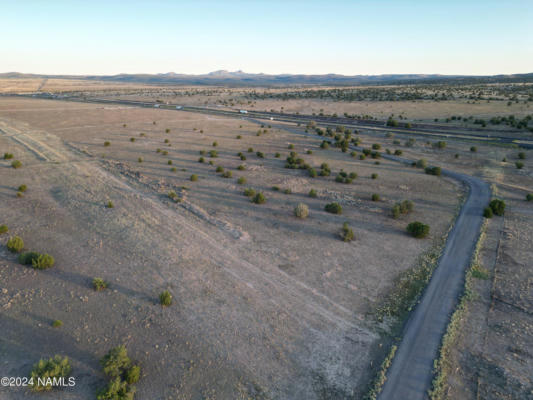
[0,97,461,399]
[442,150,533,400]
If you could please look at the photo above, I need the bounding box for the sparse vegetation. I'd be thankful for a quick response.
[93,278,109,291]
[52,319,63,328]
[32,253,55,269]
[340,222,354,242]
[237,176,246,184]
[309,189,318,198]
[11,160,22,169]
[372,194,380,201]
[190,174,198,181]
[4,152,14,159]
[406,221,430,238]
[325,202,342,214]
[0,224,8,234]
[98,346,140,400]
[294,203,309,219]
[106,201,114,208]
[159,290,172,306]
[252,192,266,204]
[7,236,24,253]
[30,355,71,392]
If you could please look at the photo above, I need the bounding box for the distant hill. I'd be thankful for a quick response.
[1,71,532,86]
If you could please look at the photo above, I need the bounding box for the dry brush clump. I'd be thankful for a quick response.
[294,203,309,219]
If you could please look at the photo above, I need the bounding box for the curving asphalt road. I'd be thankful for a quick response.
[246,119,491,400]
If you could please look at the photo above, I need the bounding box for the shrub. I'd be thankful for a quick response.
[371,173,378,179]
[518,152,526,159]
[255,151,264,158]
[18,184,27,192]
[284,188,292,194]
[216,166,224,173]
[320,141,329,149]
[350,151,357,157]
[406,222,430,238]
[32,254,55,269]
[309,189,318,198]
[359,154,366,160]
[392,200,413,218]
[0,224,8,234]
[104,141,110,147]
[159,291,172,306]
[294,203,309,219]
[212,141,218,147]
[198,157,205,163]
[130,138,135,142]
[11,160,22,169]
[433,141,447,149]
[372,143,381,150]
[340,222,354,242]
[162,150,168,155]
[52,319,63,328]
[125,365,141,384]
[394,149,403,156]
[271,186,280,191]
[167,191,179,201]
[515,161,524,169]
[425,166,442,176]
[137,157,143,163]
[165,128,170,133]
[526,193,533,201]
[308,168,317,178]
[247,147,253,153]
[236,135,242,139]
[489,199,505,216]
[243,188,256,197]
[30,356,71,392]
[275,152,281,158]
[170,167,177,172]
[237,164,246,170]
[209,150,218,158]
[93,278,108,291]
[483,207,493,218]
[16,191,23,198]
[101,346,131,378]
[4,152,14,159]
[306,150,313,155]
[252,192,266,204]
[325,202,342,214]
[156,148,161,153]
[288,144,294,149]
[222,171,232,178]
[190,174,198,182]
[98,377,136,400]
[199,150,206,155]
[18,251,40,265]
[106,201,114,208]
[470,146,477,152]
[416,159,427,168]
[167,160,172,165]
[240,154,246,161]
[372,194,380,201]
[7,236,24,253]
[237,177,246,185]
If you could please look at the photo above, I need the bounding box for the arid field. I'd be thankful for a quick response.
[0,87,531,399]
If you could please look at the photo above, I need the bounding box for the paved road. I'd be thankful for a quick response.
[248,119,491,400]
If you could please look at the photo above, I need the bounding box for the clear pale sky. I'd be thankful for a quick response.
[1,0,532,76]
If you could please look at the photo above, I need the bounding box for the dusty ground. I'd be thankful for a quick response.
[0,97,461,399]
[442,149,533,399]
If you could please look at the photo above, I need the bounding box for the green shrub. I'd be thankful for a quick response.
[372,143,381,150]
[130,138,135,143]
[222,171,232,178]
[52,319,63,328]
[7,236,24,253]
[18,251,40,265]
[190,174,198,182]
[212,141,218,147]
[237,164,246,170]
[294,203,309,219]
[320,141,329,149]
[11,160,22,169]
[159,291,172,306]
[107,201,114,208]
[237,176,246,185]
[394,149,403,156]
[371,173,378,179]
[515,161,524,169]
[526,193,533,201]
[489,199,505,216]
[471,264,490,279]
[275,152,281,158]
[165,128,170,133]
[209,150,218,158]
[4,152,14,159]
[93,278,108,291]
[325,202,342,214]
[372,194,380,201]
[167,191,179,202]
[271,186,280,191]
[170,167,177,172]
[340,222,354,242]
[104,141,110,147]
[416,159,427,168]
[392,200,414,218]
[30,356,71,392]
[0,224,8,234]
[425,166,442,176]
[433,141,447,149]
[309,189,318,198]
[306,150,313,155]
[101,346,131,378]
[350,151,357,157]
[198,157,205,163]
[236,135,242,139]
[470,146,477,152]
[308,168,317,178]
[240,154,246,161]
[124,365,141,384]
[288,144,294,149]
[162,150,168,156]
[284,188,292,194]
[167,160,172,165]
[199,150,206,155]
[518,152,526,159]
[247,147,253,153]
[137,157,143,163]
[32,254,55,269]
[216,166,224,173]
[98,377,136,400]
[16,191,23,198]
[406,221,430,238]
[252,192,266,204]
[256,151,264,158]
[359,154,366,160]
[243,188,256,197]
[483,207,493,218]
[18,184,27,192]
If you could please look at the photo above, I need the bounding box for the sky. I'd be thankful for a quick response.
[1,0,532,76]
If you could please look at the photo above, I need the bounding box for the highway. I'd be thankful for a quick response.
[5,93,533,148]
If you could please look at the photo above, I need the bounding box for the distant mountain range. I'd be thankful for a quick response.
[1,70,532,86]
